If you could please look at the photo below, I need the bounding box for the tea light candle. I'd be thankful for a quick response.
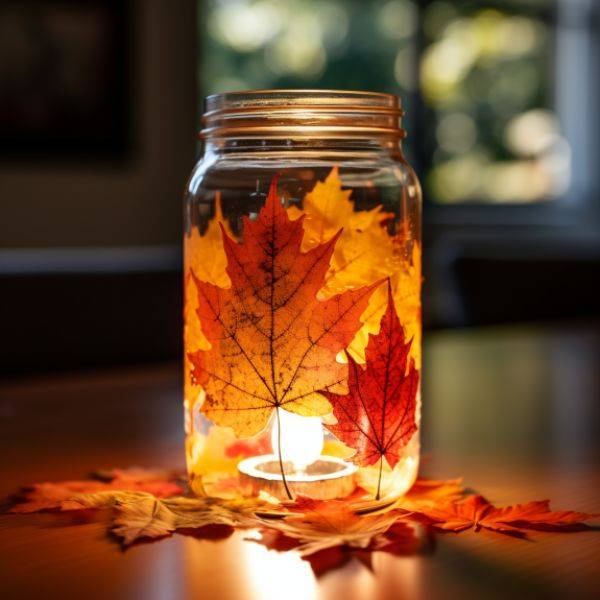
[237,410,357,500]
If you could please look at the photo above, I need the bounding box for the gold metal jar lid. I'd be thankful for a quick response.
[201,89,405,140]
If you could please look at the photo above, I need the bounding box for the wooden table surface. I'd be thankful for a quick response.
[1,322,599,600]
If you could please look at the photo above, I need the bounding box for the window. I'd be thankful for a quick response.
[199,0,599,217]
[421,3,560,205]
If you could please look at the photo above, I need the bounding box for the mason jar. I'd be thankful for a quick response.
[183,90,421,503]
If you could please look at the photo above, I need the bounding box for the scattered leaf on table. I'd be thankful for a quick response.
[67,491,268,546]
[7,466,599,570]
[322,282,419,498]
[256,496,413,555]
[95,467,183,486]
[254,496,421,576]
[9,468,183,513]
[404,494,598,536]
[188,177,378,438]
[482,499,599,532]
[113,495,236,546]
[257,529,371,578]
[398,477,465,510]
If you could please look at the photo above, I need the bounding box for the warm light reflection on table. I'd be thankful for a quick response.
[0,322,598,599]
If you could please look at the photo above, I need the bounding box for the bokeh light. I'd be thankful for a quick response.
[421,3,570,204]
[200,0,572,205]
[376,0,417,41]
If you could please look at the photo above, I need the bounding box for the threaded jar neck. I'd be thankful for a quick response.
[200,89,405,143]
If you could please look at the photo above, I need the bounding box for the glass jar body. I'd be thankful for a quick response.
[184,138,422,501]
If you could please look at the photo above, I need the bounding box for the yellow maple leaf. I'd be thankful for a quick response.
[183,193,234,407]
[186,427,240,478]
[396,241,422,367]
[290,168,422,367]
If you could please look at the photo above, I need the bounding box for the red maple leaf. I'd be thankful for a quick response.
[224,430,272,458]
[405,495,598,536]
[321,282,419,498]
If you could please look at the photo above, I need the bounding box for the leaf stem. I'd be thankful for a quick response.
[276,407,293,500]
[376,455,384,500]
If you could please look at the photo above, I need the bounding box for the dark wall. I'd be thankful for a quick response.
[1,1,197,377]
[0,0,197,248]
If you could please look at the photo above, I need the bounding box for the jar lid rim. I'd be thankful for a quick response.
[202,89,405,140]
[205,89,401,112]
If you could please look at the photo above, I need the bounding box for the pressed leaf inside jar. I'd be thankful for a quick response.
[183,91,422,506]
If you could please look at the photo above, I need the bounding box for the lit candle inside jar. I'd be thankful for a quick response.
[237,410,357,500]
[271,410,324,472]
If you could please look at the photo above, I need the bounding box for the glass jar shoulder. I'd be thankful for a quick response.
[184,151,420,231]
[187,150,418,191]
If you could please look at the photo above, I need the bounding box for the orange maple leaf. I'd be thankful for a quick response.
[404,494,598,535]
[9,468,183,513]
[400,477,465,509]
[188,177,379,439]
[266,495,417,548]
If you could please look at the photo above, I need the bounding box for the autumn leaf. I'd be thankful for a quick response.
[186,426,270,473]
[253,495,422,576]
[287,167,393,262]
[184,192,233,289]
[224,430,272,459]
[185,424,274,498]
[398,477,465,510]
[322,282,419,499]
[186,426,240,480]
[321,437,355,460]
[188,177,379,442]
[289,168,422,367]
[356,472,465,507]
[256,519,420,578]
[482,499,599,533]
[282,496,390,543]
[8,466,599,559]
[111,495,236,546]
[256,495,418,555]
[184,193,235,407]
[356,456,417,499]
[68,493,225,546]
[395,241,422,367]
[59,490,272,547]
[404,495,598,536]
[94,467,183,488]
[9,468,183,513]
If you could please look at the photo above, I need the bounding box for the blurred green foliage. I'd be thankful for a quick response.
[200,1,568,204]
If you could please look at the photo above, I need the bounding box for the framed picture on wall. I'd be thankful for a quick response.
[0,0,130,160]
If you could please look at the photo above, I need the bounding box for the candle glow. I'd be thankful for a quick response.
[271,410,324,472]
